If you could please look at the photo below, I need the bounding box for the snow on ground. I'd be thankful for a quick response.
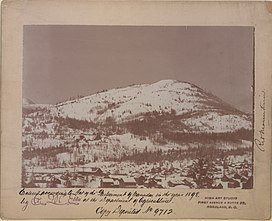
[108,133,154,151]
[34,138,63,148]
[51,80,249,131]
[183,112,252,133]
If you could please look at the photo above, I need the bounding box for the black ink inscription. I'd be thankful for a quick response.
[254,90,266,152]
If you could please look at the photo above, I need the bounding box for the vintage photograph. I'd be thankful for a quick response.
[22,26,254,189]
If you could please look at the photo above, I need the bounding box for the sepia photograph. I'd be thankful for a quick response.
[22,25,254,189]
[2,1,272,219]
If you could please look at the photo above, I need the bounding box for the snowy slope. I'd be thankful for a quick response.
[22,80,253,160]
[49,79,251,133]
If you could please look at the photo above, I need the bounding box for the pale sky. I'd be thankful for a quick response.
[23,26,254,113]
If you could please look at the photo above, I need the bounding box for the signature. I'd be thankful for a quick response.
[20,194,81,211]
[254,90,266,152]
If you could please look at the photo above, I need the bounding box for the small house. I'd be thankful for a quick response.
[101,178,114,188]
[119,177,137,188]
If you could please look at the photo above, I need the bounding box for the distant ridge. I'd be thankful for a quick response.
[23,98,35,105]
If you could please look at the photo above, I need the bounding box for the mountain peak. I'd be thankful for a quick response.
[155,79,178,84]
[151,79,179,86]
[50,79,252,133]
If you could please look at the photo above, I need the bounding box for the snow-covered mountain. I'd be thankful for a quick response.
[22,80,253,189]
[22,79,253,165]
[46,79,251,133]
